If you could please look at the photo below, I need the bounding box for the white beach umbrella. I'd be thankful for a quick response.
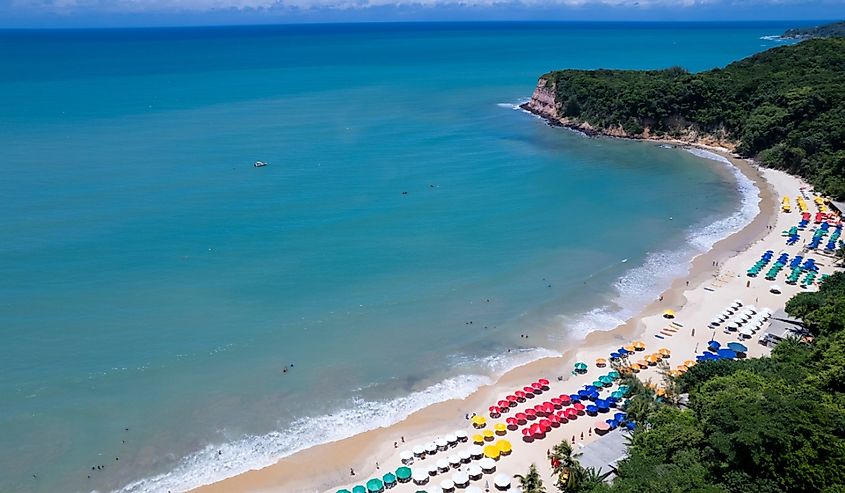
[413,445,425,457]
[440,479,455,491]
[494,473,512,489]
[436,459,450,472]
[427,464,438,476]
[455,430,468,442]
[452,472,469,487]
[469,445,483,459]
[445,433,458,446]
[400,450,413,464]
[739,327,754,337]
[479,457,496,472]
[448,454,461,467]
[435,438,448,451]
[412,469,429,485]
[426,442,438,454]
[458,449,471,463]
[467,464,482,480]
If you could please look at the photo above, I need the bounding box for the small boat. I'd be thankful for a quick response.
[254,161,268,167]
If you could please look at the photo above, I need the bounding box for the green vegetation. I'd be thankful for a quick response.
[782,21,845,39]
[541,38,845,199]
[519,272,845,492]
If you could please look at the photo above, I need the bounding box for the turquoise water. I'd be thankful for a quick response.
[0,22,791,493]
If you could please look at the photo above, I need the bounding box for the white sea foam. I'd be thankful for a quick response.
[563,148,760,339]
[114,348,564,493]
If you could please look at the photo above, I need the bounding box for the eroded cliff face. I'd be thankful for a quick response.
[520,76,737,151]
[523,78,560,120]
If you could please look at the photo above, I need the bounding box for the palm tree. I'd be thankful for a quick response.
[549,439,584,492]
[514,463,546,493]
[580,467,612,489]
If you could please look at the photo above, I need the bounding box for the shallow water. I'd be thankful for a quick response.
[0,21,793,493]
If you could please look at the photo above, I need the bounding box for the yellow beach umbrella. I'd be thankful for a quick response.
[658,348,671,356]
[663,309,676,319]
[624,344,636,352]
[496,440,512,454]
[493,423,507,435]
[595,357,607,367]
[482,429,495,441]
[632,341,646,350]
[483,445,501,459]
[645,355,658,365]
[636,359,648,368]
[676,366,688,374]
[668,370,680,378]
[471,415,486,428]
[683,360,696,368]
[472,434,485,444]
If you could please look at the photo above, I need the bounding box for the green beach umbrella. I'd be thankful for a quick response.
[395,466,412,481]
[352,486,366,493]
[337,490,352,493]
[574,362,587,370]
[611,390,624,399]
[366,478,384,492]
[382,472,396,485]
[608,371,620,379]
[599,376,613,386]
[592,380,604,388]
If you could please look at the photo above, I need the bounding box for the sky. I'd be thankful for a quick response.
[0,0,841,27]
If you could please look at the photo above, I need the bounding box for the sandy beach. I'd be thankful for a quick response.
[192,146,839,493]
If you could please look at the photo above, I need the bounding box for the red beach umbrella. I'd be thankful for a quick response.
[523,386,535,395]
[565,408,578,418]
[549,414,560,424]
[559,395,571,405]
[514,390,526,400]
[531,382,542,390]
[538,378,550,386]
[543,402,554,413]
[550,397,563,408]
[515,412,527,422]
[539,419,552,429]
[573,402,585,411]
[521,427,531,436]
[497,400,510,409]
[533,404,546,415]
[506,394,518,404]
[524,409,536,419]
[506,417,518,426]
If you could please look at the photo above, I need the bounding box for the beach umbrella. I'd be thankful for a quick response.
[445,433,458,445]
[411,470,428,485]
[617,347,629,355]
[505,394,518,404]
[366,478,384,492]
[550,397,563,407]
[586,404,598,414]
[396,466,412,482]
[523,386,535,394]
[494,423,507,434]
[496,439,512,454]
[505,416,518,427]
[658,348,671,357]
[599,375,613,386]
[559,394,572,404]
[574,362,588,371]
[483,445,500,459]
[717,348,737,359]
[435,438,448,450]
[624,344,636,352]
[514,390,526,400]
[436,459,450,472]
[727,342,748,353]
[497,399,510,409]
[382,473,396,487]
[448,454,461,467]
[739,327,754,337]
[538,378,550,386]
[412,446,425,457]
[467,465,482,480]
[524,408,537,419]
[337,490,352,493]
[471,415,486,428]
[632,340,646,350]
[663,309,676,319]
[610,351,621,359]
[440,479,455,491]
[610,390,624,399]
[683,360,696,368]
[573,401,585,411]
[479,457,496,472]
[469,444,483,458]
[494,473,512,490]
[472,434,484,444]
[607,370,620,379]
[594,420,610,432]
[352,486,367,493]
[425,442,437,455]
[482,429,495,441]
[592,379,604,388]
[708,340,720,349]
[595,357,607,367]
[399,451,413,464]
[452,472,469,487]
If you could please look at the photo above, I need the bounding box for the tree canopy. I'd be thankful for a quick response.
[542,38,845,199]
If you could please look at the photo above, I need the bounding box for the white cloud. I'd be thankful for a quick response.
[4,0,807,12]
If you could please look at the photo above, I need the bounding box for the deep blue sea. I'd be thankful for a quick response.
[0,21,795,493]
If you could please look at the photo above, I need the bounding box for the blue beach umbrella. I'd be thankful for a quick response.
[614,412,627,421]
[727,342,748,353]
[708,340,721,350]
[577,389,590,399]
[610,352,621,360]
[588,391,599,401]
[717,349,737,359]
[596,399,609,411]
[583,385,598,393]
[569,394,580,403]
[586,405,598,414]
[626,421,636,430]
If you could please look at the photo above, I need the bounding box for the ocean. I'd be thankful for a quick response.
[0,21,795,493]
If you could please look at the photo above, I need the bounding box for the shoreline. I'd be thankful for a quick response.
[189,134,780,493]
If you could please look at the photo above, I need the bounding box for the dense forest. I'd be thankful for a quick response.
[539,38,845,199]
[782,20,845,39]
[516,272,845,493]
